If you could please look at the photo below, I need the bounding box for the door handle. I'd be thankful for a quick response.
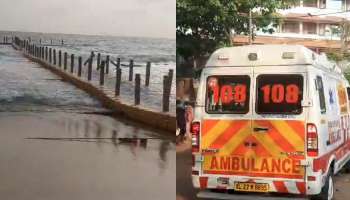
[254,127,269,132]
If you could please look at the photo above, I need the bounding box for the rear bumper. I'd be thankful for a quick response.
[197,190,308,200]
[192,172,324,196]
[193,175,307,195]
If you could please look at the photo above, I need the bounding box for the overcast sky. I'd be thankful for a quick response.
[0,0,175,38]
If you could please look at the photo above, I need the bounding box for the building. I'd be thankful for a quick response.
[233,0,350,52]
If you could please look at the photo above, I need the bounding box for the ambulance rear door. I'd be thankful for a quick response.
[251,66,307,181]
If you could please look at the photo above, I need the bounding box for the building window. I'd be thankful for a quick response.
[282,21,299,33]
[303,22,317,34]
[330,24,341,37]
[319,24,326,35]
[303,0,318,7]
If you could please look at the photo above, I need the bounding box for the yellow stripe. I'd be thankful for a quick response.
[218,123,251,156]
[271,120,304,152]
[253,133,285,157]
[201,120,232,149]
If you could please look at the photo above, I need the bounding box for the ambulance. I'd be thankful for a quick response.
[191,45,350,200]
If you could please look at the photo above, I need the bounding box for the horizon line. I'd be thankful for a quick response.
[0,29,175,40]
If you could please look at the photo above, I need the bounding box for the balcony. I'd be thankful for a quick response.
[232,34,343,51]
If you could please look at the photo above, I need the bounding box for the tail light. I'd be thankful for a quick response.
[307,123,318,157]
[191,122,200,152]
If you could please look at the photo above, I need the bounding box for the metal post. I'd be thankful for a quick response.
[49,48,52,63]
[45,47,48,61]
[115,68,121,96]
[53,49,56,65]
[88,55,93,81]
[64,52,67,70]
[70,54,75,73]
[78,56,82,77]
[145,62,151,86]
[129,59,133,81]
[168,69,174,92]
[99,61,105,85]
[106,55,110,74]
[135,74,141,105]
[162,75,170,112]
[117,58,121,68]
[97,53,101,70]
[58,50,62,67]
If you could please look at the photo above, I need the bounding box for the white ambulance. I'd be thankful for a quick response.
[191,45,350,200]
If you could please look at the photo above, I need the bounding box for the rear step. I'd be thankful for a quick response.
[197,191,308,200]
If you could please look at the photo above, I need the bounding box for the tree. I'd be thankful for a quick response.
[177,0,296,63]
[340,20,350,54]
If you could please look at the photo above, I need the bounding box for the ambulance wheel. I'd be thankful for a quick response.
[311,171,334,200]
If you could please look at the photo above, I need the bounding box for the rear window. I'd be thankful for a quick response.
[206,75,250,114]
[256,74,303,114]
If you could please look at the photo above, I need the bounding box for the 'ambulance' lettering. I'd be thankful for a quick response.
[209,156,301,175]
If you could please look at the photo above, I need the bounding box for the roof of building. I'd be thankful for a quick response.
[278,7,349,23]
[232,35,343,49]
[206,44,342,74]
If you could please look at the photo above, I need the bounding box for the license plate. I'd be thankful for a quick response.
[234,182,269,192]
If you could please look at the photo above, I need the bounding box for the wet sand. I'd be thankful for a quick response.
[0,112,175,200]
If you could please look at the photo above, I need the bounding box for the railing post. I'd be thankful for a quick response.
[45,47,48,61]
[49,48,52,63]
[168,69,174,91]
[64,52,67,70]
[88,52,93,81]
[70,54,75,73]
[145,61,151,86]
[106,55,110,74]
[115,68,121,96]
[135,74,141,105]
[162,75,170,112]
[97,53,101,70]
[129,59,133,81]
[53,49,56,65]
[78,56,82,77]
[99,61,105,85]
[117,58,121,68]
[58,50,62,67]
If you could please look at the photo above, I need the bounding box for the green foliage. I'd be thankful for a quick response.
[177,0,297,61]
[327,51,350,62]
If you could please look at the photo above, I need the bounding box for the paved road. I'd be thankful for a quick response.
[0,45,175,200]
[176,140,350,200]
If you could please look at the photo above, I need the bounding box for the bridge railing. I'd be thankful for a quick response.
[13,36,173,113]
